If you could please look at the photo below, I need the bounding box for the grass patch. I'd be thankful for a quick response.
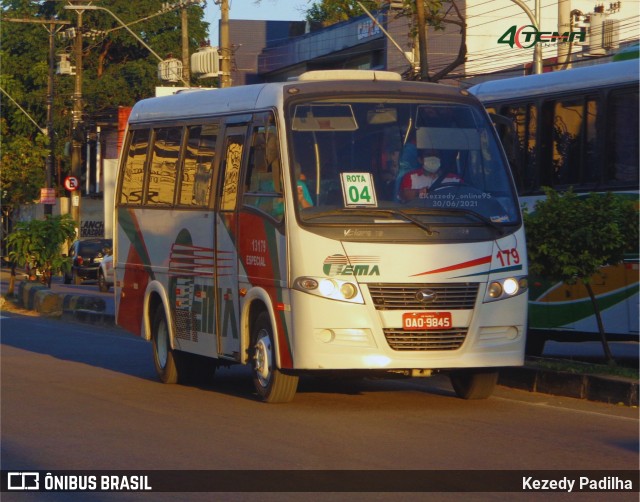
[528,357,639,380]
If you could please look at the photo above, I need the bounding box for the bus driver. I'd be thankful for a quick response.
[399,150,462,201]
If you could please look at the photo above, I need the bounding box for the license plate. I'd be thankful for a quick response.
[402,312,452,330]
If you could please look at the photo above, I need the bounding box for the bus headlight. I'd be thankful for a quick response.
[294,276,364,303]
[483,276,528,303]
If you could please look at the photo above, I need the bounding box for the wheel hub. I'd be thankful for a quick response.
[156,324,168,369]
[253,331,272,387]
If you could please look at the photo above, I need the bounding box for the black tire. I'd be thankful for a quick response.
[97,270,110,292]
[151,307,180,384]
[251,311,298,403]
[63,271,71,284]
[73,270,82,285]
[450,369,498,400]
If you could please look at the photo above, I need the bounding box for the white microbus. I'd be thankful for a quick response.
[114,70,528,402]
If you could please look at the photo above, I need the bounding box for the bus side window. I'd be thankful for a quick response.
[607,89,639,185]
[147,127,182,205]
[550,97,598,188]
[180,123,218,207]
[220,133,245,211]
[245,128,268,192]
[243,121,284,220]
[501,104,538,193]
[119,129,149,205]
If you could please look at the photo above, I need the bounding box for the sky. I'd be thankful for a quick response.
[205,0,310,43]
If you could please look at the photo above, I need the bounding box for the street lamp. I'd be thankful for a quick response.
[63,4,191,86]
[63,2,197,229]
[510,0,543,74]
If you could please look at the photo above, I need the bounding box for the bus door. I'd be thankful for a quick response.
[215,124,248,359]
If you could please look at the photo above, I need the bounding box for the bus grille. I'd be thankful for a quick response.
[367,283,479,310]
[383,329,467,351]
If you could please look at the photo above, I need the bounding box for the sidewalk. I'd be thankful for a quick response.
[1,266,637,406]
[0,267,115,325]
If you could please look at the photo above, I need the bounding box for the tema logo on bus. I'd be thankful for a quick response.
[498,25,585,48]
[323,254,380,277]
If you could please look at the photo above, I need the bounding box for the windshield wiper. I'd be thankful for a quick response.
[301,207,506,236]
[302,208,437,236]
[385,209,437,236]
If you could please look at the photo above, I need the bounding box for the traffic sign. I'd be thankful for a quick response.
[40,188,56,205]
[64,176,79,191]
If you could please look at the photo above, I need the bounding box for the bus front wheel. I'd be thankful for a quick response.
[251,312,298,403]
[449,369,498,399]
[152,307,179,384]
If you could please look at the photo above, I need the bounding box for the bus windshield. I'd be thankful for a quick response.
[288,98,520,233]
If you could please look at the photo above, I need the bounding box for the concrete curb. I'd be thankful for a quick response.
[16,281,115,326]
[7,281,637,406]
[499,366,638,407]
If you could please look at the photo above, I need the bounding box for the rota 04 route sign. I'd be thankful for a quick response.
[340,172,378,207]
[64,176,79,191]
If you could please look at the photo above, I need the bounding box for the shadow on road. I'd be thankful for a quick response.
[1,311,474,404]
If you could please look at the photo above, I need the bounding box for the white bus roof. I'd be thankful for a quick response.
[127,71,472,125]
[468,59,639,103]
[295,70,402,81]
[128,83,281,124]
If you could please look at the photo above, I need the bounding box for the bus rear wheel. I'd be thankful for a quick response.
[449,369,498,399]
[252,312,298,403]
[152,307,180,384]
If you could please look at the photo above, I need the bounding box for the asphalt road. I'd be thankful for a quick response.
[1,312,638,500]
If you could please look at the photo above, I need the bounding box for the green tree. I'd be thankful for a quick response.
[5,214,77,287]
[0,119,48,217]
[0,0,210,216]
[0,115,49,295]
[305,0,379,25]
[524,188,638,363]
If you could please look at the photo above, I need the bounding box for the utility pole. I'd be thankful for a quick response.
[70,9,84,234]
[45,22,57,216]
[557,0,571,69]
[415,0,429,81]
[218,0,231,88]
[181,7,191,86]
[2,17,70,215]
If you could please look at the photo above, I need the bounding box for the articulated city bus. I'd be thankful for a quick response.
[470,59,639,354]
[114,70,528,402]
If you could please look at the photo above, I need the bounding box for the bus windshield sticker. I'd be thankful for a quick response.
[291,104,358,131]
[340,172,378,207]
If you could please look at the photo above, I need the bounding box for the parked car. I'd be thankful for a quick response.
[63,238,112,285]
[97,253,114,292]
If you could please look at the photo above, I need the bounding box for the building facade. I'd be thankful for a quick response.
[223,1,636,86]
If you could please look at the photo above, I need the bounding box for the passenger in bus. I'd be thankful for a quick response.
[399,150,462,201]
[294,163,313,209]
[380,140,420,201]
[379,147,401,201]
[263,132,312,211]
[265,132,280,176]
[393,142,420,200]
